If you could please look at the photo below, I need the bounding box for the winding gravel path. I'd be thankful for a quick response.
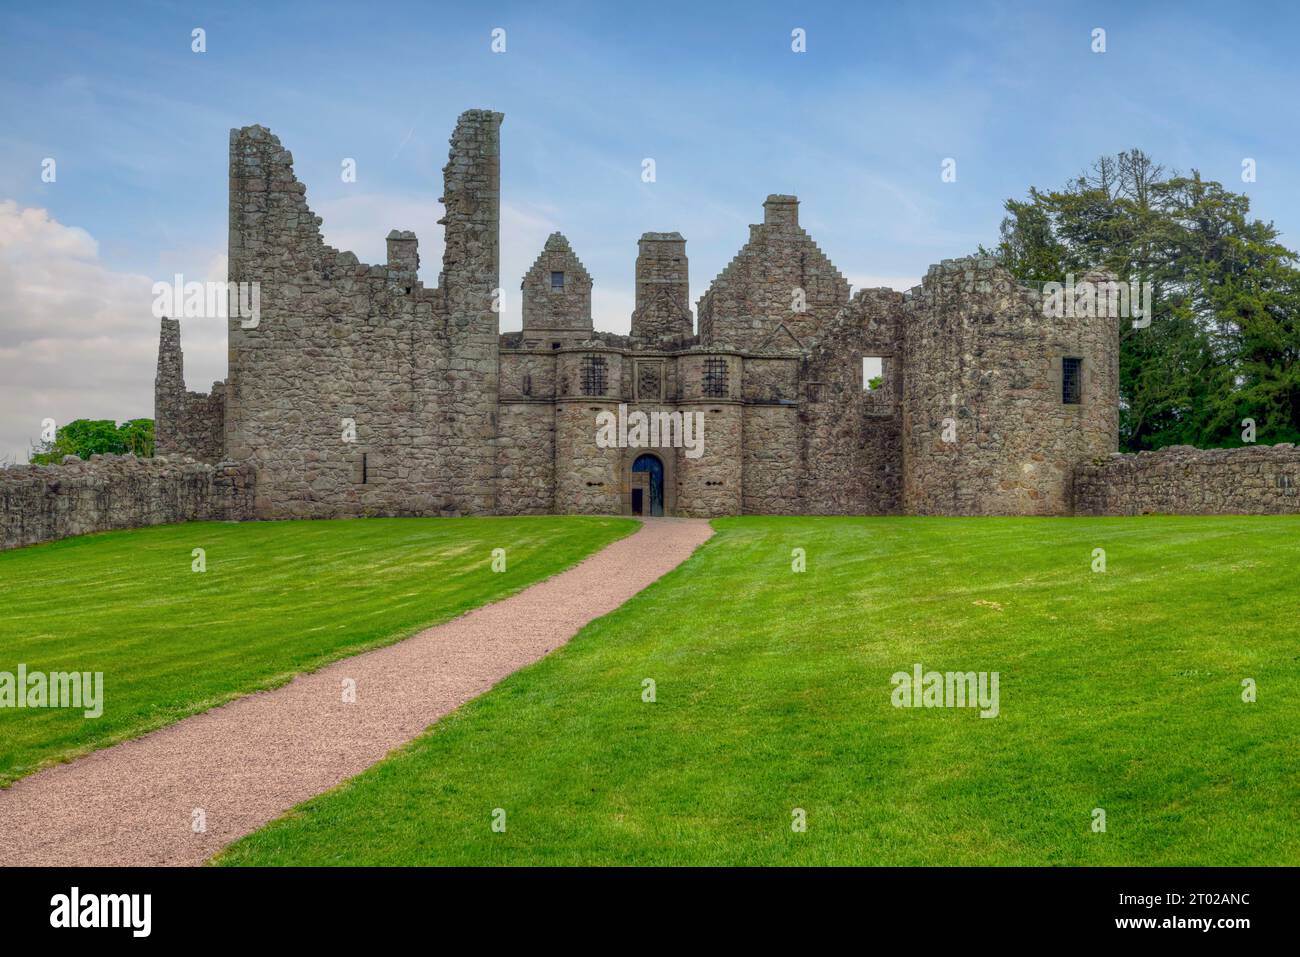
[0,517,712,866]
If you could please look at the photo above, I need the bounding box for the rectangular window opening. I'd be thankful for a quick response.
[1062,356,1083,405]
[551,271,565,290]
[580,355,608,396]
[862,356,884,392]
[361,452,368,485]
[702,357,728,398]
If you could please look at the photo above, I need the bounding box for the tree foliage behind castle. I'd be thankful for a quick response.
[29,419,154,464]
[990,149,1300,451]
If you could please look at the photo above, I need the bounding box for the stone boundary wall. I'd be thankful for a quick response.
[1073,444,1300,515]
[0,456,255,551]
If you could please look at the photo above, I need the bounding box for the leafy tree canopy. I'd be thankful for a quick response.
[29,418,155,464]
[984,149,1300,451]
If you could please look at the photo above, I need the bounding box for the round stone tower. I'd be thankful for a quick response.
[900,258,1119,515]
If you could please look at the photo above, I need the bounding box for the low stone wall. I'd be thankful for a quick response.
[1073,444,1300,515]
[0,455,255,551]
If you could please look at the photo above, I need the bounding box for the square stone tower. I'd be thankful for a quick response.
[630,232,693,343]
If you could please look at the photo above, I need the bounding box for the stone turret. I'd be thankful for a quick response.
[630,232,693,344]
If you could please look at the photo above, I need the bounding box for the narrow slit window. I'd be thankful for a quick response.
[1062,357,1082,405]
[361,452,368,484]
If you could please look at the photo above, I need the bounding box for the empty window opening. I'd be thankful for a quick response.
[361,453,368,485]
[702,358,728,398]
[551,271,565,290]
[1062,357,1083,404]
[551,341,562,350]
[862,356,884,391]
[580,355,608,396]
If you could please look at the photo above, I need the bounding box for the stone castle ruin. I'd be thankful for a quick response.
[9,107,1296,551]
[151,108,1126,520]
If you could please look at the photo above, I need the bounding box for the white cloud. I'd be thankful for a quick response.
[0,195,650,465]
[592,287,636,336]
[0,201,192,464]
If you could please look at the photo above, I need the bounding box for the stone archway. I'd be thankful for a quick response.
[631,453,665,517]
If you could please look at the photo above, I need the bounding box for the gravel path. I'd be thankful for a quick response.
[0,517,712,866]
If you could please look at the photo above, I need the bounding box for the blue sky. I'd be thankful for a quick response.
[0,0,1297,459]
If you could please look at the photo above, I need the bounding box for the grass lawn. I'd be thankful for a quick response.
[0,516,636,786]
[217,515,1300,866]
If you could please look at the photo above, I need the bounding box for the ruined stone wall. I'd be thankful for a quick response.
[500,349,556,400]
[497,349,558,514]
[495,401,555,514]
[0,456,254,551]
[554,399,622,514]
[1074,444,1300,515]
[674,353,742,516]
[697,195,849,351]
[675,403,742,517]
[224,111,502,520]
[553,346,623,514]
[437,111,504,515]
[151,109,1142,524]
[799,289,906,514]
[740,357,801,514]
[555,347,625,404]
[154,317,226,464]
[901,259,1119,516]
[742,405,800,513]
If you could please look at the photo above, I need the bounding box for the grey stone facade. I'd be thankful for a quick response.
[214,111,503,520]
[901,263,1120,516]
[153,108,1138,521]
[519,233,593,348]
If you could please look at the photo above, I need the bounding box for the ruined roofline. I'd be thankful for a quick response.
[902,256,1124,300]
[230,110,503,299]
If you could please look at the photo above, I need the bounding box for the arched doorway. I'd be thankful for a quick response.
[631,453,664,517]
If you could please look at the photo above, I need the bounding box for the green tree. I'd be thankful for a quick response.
[116,418,156,457]
[29,418,155,464]
[986,150,1300,450]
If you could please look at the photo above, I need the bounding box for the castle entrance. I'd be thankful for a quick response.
[631,453,664,517]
